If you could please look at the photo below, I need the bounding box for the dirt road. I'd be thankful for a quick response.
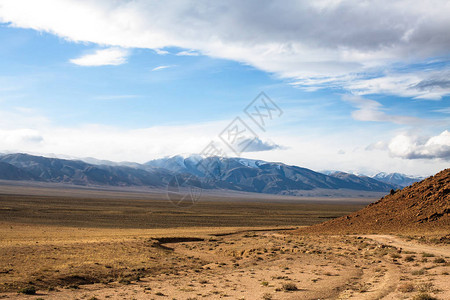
[365,234,450,257]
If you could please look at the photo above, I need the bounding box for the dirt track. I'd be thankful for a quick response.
[365,234,450,258]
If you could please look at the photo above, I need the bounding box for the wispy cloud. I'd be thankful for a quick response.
[434,107,450,114]
[176,50,199,56]
[154,49,169,55]
[151,65,172,71]
[342,94,423,125]
[346,70,450,100]
[70,48,129,66]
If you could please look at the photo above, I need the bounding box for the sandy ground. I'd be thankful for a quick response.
[1,229,448,300]
[364,235,450,257]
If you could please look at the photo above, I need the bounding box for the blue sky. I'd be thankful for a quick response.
[0,1,449,176]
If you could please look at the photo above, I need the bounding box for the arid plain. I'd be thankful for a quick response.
[0,178,449,300]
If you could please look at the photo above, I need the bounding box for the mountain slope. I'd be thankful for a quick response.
[372,172,424,187]
[0,161,36,181]
[299,168,450,234]
[0,153,169,187]
[329,171,399,191]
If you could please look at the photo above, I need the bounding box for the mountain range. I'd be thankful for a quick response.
[0,153,422,196]
[371,172,424,187]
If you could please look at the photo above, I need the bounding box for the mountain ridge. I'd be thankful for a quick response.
[0,153,401,196]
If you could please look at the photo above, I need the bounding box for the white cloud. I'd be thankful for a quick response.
[236,138,282,153]
[154,49,169,55]
[0,107,446,175]
[342,94,423,125]
[0,107,50,129]
[176,50,199,56]
[434,107,450,114]
[70,47,129,66]
[345,70,450,100]
[248,130,447,176]
[387,131,450,160]
[0,128,44,146]
[1,0,449,96]
[151,65,172,71]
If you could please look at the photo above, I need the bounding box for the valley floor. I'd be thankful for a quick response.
[1,223,449,300]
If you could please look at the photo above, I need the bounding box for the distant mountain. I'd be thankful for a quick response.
[0,153,398,196]
[145,156,397,194]
[0,161,36,181]
[327,171,399,191]
[372,172,424,187]
[0,153,170,187]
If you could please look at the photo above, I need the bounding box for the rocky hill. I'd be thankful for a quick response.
[299,168,450,234]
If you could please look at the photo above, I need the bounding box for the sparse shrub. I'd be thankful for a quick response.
[398,283,415,292]
[417,282,434,293]
[282,282,298,291]
[155,291,165,296]
[19,286,36,295]
[391,253,401,259]
[405,255,415,262]
[412,292,437,300]
[119,278,131,285]
[357,283,370,293]
[67,284,79,289]
[433,258,446,263]
[262,293,272,300]
[422,253,435,258]
[412,268,426,275]
[261,281,269,286]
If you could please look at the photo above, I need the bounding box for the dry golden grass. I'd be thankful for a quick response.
[0,222,291,292]
[1,223,449,299]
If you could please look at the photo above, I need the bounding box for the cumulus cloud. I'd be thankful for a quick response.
[342,94,423,124]
[1,0,449,96]
[375,131,450,160]
[70,48,129,66]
